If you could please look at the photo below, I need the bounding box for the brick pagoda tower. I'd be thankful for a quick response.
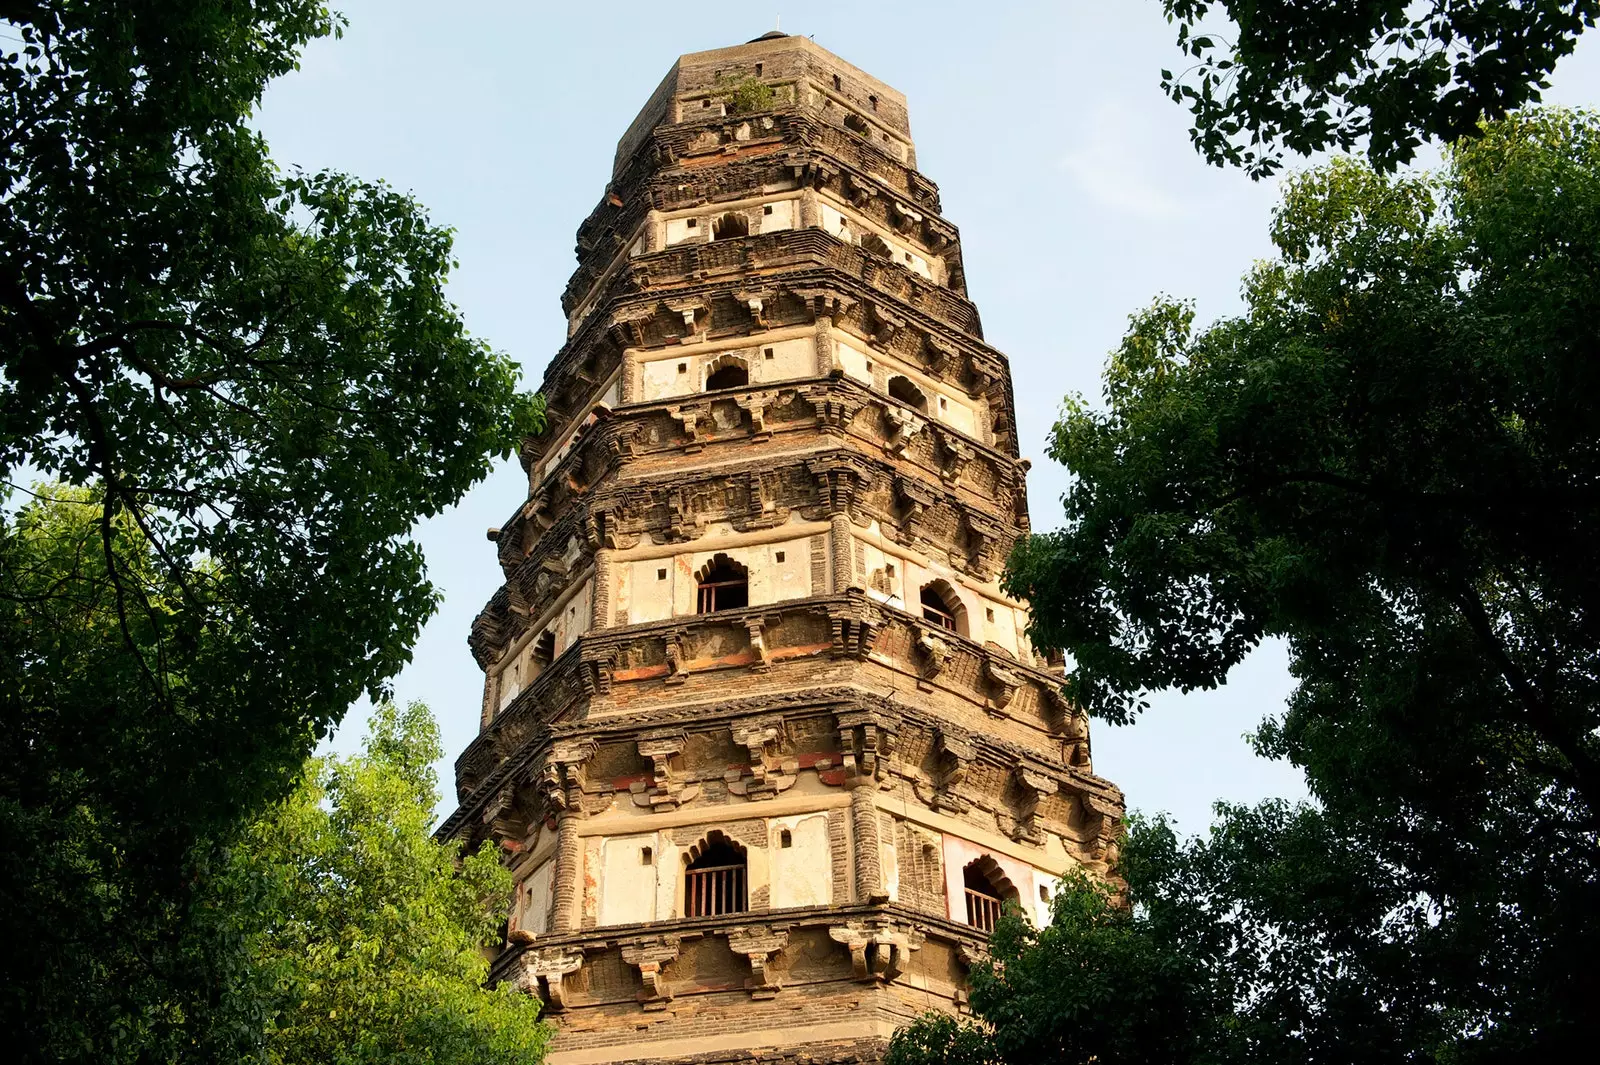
[442,32,1125,1065]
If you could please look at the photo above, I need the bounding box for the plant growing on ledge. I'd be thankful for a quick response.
[716,74,776,115]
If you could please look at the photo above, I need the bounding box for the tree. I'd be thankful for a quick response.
[889,807,1474,1065]
[971,108,1600,1061]
[0,4,540,1059]
[1160,1,1599,176]
[221,701,549,1065]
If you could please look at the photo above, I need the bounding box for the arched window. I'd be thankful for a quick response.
[859,232,892,260]
[704,354,749,391]
[711,211,749,241]
[887,374,928,411]
[532,630,556,673]
[684,832,747,917]
[696,554,749,613]
[844,111,870,137]
[920,580,966,635]
[962,856,1018,934]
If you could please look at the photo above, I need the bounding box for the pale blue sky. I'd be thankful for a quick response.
[257,2,1600,833]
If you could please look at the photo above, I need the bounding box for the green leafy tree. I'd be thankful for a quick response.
[922,108,1600,1062]
[0,3,540,1060]
[889,808,1472,1065]
[222,701,549,1065]
[1160,1,1599,175]
[716,74,777,115]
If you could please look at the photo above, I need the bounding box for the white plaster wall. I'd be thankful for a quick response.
[664,215,703,247]
[859,537,908,611]
[686,538,812,610]
[881,820,901,902]
[819,202,852,242]
[514,858,554,937]
[856,524,1027,656]
[1033,876,1056,928]
[978,600,1024,655]
[641,354,695,401]
[752,336,813,382]
[932,391,978,436]
[491,576,593,712]
[639,333,814,402]
[940,834,1041,927]
[816,197,940,283]
[835,336,874,384]
[830,330,982,439]
[599,833,662,926]
[620,557,677,625]
[769,813,833,909]
[553,578,593,654]
[495,649,526,712]
[753,198,797,234]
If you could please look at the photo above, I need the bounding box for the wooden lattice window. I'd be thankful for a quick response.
[696,555,749,613]
[921,584,962,633]
[684,837,747,917]
[963,858,1012,934]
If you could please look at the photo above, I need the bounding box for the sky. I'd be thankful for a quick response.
[255,2,1600,835]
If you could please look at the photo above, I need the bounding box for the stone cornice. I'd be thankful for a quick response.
[523,374,1027,533]
[447,591,1120,844]
[584,110,943,256]
[565,143,967,315]
[533,276,1021,469]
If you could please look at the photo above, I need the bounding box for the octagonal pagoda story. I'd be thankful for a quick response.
[442,32,1125,1065]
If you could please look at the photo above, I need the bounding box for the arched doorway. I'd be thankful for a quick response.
[695,554,749,613]
[683,831,747,917]
[962,855,1018,934]
[704,354,749,391]
[920,580,966,636]
[711,211,749,240]
[887,374,928,411]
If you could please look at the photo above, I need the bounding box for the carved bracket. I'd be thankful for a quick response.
[836,706,899,784]
[744,616,771,672]
[1044,685,1092,769]
[483,783,530,852]
[726,926,788,999]
[829,921,923,983]
[914,726,974,814]
[620,936,682,1010]
[983,654,1021,716]
[914,626,953,689]
[579,646,618,696]
[735,388,780,439]
[664,401,706,451]
[515,947,585,1012]
[1009,766,1057,845]
[939,433,974,486]
[728,714,796,798]
[883,405,924,458]
[632,728,700,811]
[828,606,882,659]
[894,476,935,539]
[663,630,689,685]
[535,738,596,813]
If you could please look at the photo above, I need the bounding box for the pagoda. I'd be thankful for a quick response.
[442,32,1125,1065]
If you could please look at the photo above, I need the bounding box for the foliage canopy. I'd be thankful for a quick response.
[717,73,777,115]
[966,108,1600,1062]
[225,701,550,1065]
[1160,1,1598,175]
[0,3,540,1059]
